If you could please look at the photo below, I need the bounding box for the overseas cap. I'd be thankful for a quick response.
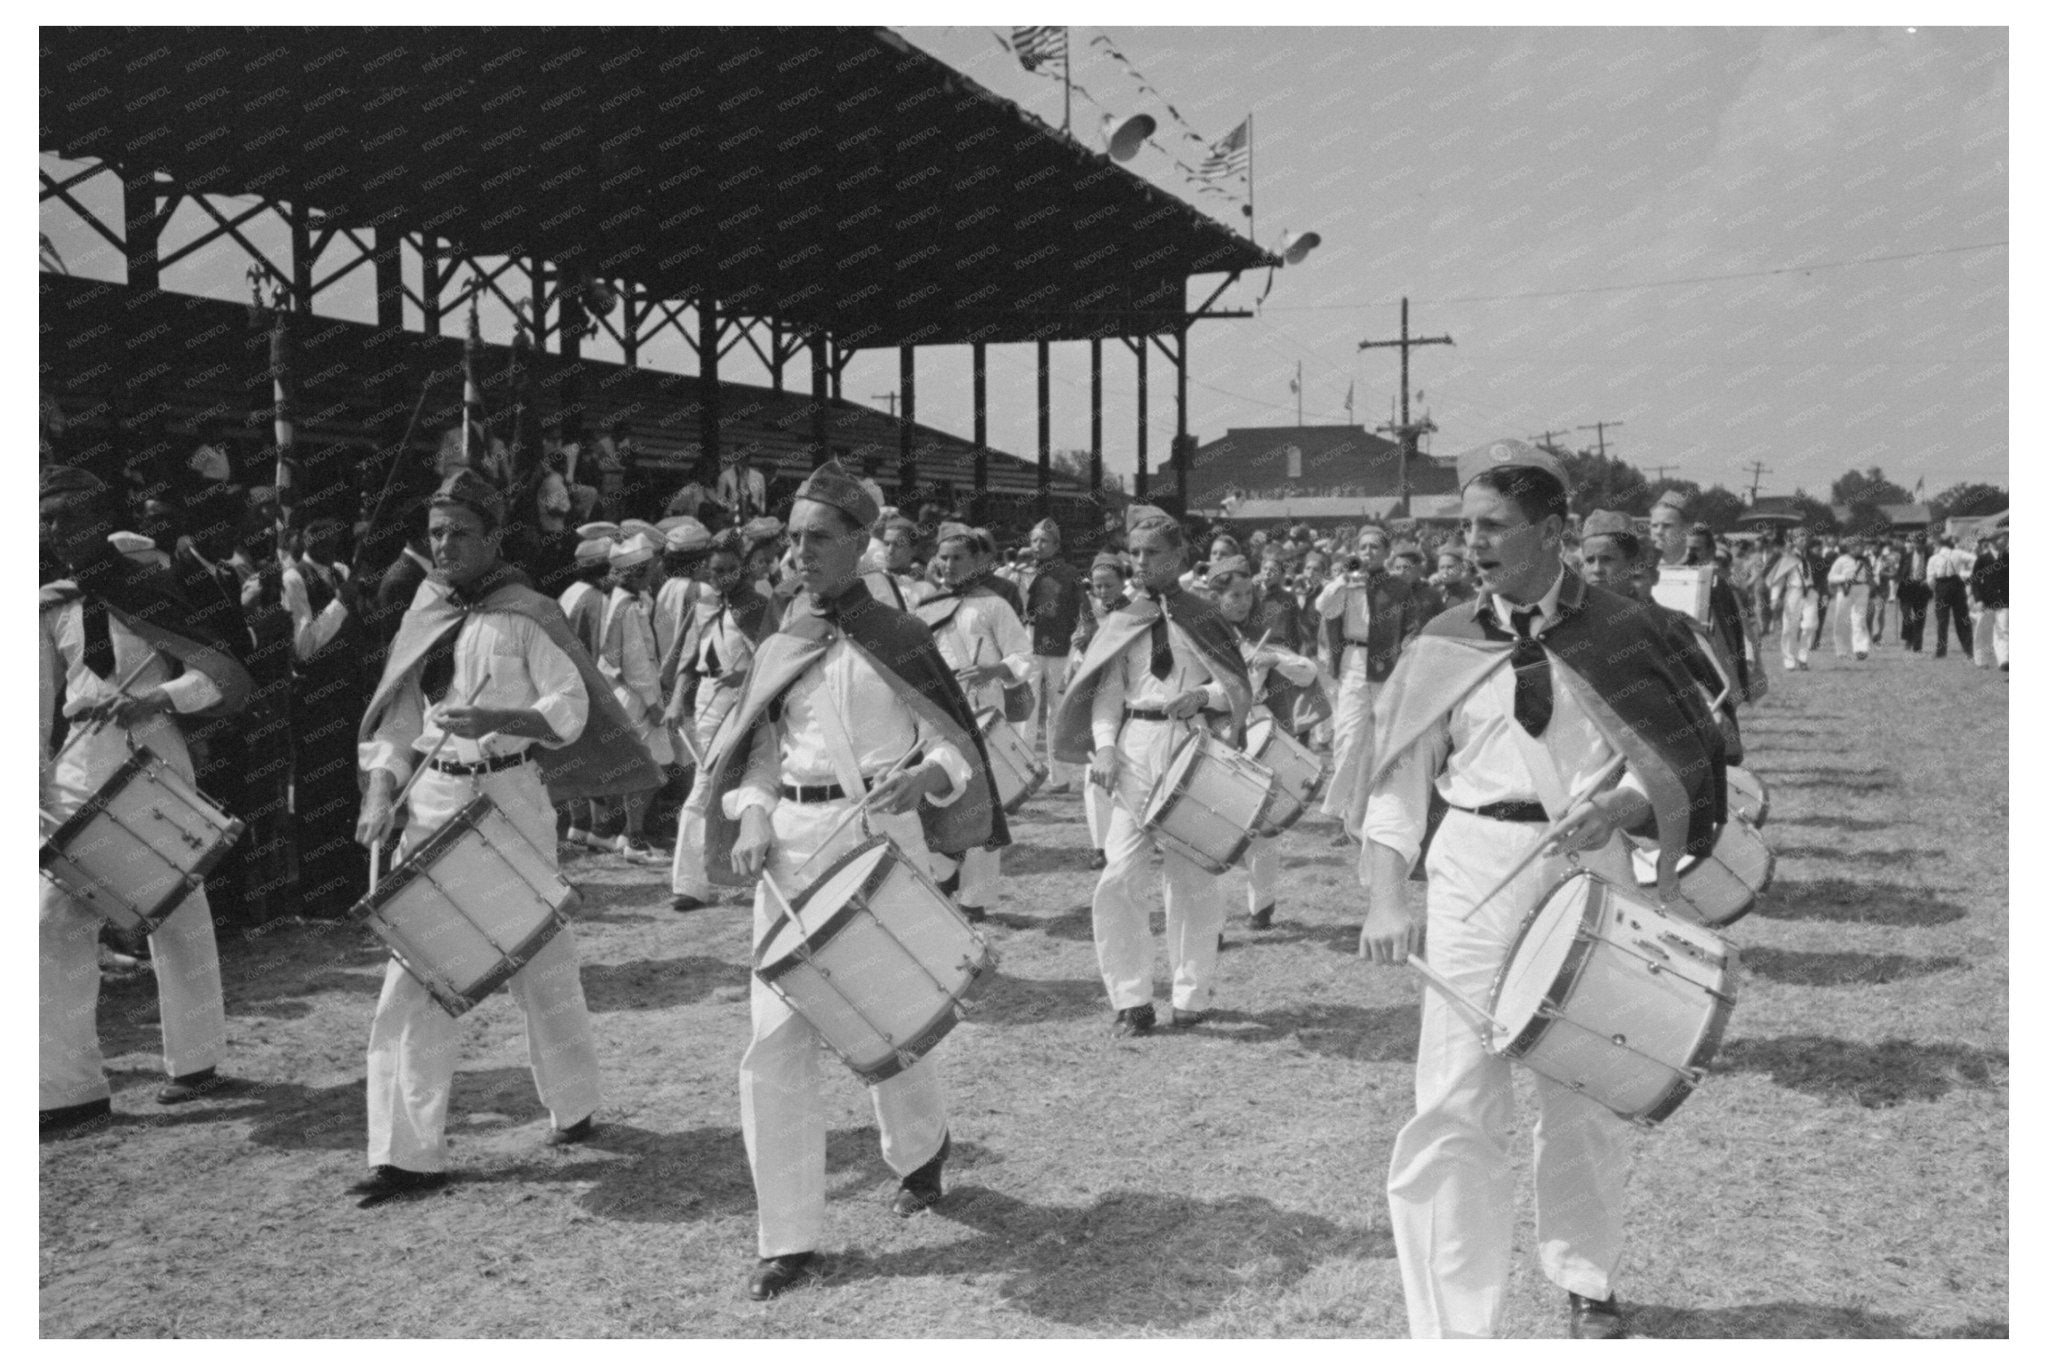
[608,532,658,569]
[794,458,880,532]
[662,518,712,554]
[1452,437,1571,493]
[1581,509,1638,540]
[573,537,614,565]
[429,468,506,527]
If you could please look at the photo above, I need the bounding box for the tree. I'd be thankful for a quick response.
[1843,501,1894,537]
[1689,485,1749,535]
[1554,447,1652,516]
[1830,465,1911,509]
[1645,477,1702,511]
[1789,490,1838,532]
[1049,448,1125,497]
[1929,481,2006,522]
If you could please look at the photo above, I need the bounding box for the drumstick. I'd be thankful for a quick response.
[1456,750,1629,923]
[1406,956,1508,1039]
[373,672,491,893]
[59,655,157,753]
[790,745,922,879]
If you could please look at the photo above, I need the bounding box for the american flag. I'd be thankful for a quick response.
[1009,26,1067,72]
[1199,119,1250,181]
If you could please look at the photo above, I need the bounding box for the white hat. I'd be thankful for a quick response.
[574,537,614,565]
[617,518,662,543]
[576,521,620,541]
[662,518,712,554]
[608,532,658,569]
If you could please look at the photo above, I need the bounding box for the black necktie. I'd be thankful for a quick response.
[81,594,115,681]
[418,624,459,703]
[1509,607,1552,738]
[1147,597,1173,681]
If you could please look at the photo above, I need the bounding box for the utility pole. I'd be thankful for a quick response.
[1525,429,1568,452]
[1575,419,1624,460]
[871,390,898,420]
[1743,460,1771,504]
[1644,465,1677,483]
[1359,297,1453,516]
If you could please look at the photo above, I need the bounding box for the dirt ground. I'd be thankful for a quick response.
[39,643,2008,1338]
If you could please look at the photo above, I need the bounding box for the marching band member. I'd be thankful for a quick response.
[1649,494,1757,700]
[557,531,616,853]
[1018,518,1085,795]
[1076,552,1131,868]
[919,524,1035,922]
[1209,556,1329,931]
[279,516,369,919]
[598,531,674,863]
[1054,505,1252,1035]
[880,514,931,606]
[352,470,659,1207]
[1315,525,1427,838]
[1352,442,1725,1338]
[665,529,777,914]
[691,459,1006,1300]
[39,467,253,1134]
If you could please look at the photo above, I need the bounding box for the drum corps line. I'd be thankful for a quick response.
[40,440,1781,1335]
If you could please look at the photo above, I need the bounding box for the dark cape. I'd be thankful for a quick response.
[1231,618,1331,736]
[359,563,663,801]
[696,580,1009,889]
[1352,571,1727,886]
[40,553,255,720]
[1052,583,1254,765]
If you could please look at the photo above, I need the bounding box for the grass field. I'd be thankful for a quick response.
[38,642,2008,1338]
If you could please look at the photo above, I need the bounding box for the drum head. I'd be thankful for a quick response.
[1140,729,1205,825]
[759,840,893,974]
[1245,716,1273,755]
[1491,872,1601,1040]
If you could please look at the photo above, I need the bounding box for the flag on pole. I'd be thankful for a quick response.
[1344,381,1354,419]
[1006,26,1068,72]
[462,296,484,472]
[1289,367,1300,395]
[1199,119,1250,181]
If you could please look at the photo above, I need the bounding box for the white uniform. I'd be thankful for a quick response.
[359,608,602,1172]
[40,597,229,1109]
[1315,576,1384,835]
[669,592,757,900]
[1087,609,1232,1015]
[1827,553,1872,657]
[1767,552,1820,669]
[599,586,674,765]
[1361,578,1643,1338]
[1236,642,1320,918]
[725,634,971,1256]
[923,592,1033,913]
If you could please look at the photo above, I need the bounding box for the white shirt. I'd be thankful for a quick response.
[280,559,352,661]
[43,596,225,721]
[726,632,970,819]
[359,609,588,784]
[1926,547,1971,583]
[924,593,1034,701]
[600,587,664,714]
[1316,576,1374,641]
[1088,600,1229,751]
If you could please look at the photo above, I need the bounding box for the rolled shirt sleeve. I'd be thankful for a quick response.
[1359,717,1449,876]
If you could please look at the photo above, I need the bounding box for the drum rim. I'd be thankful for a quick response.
[756,835,899,980]
[1488,869,1607,1060]
[41,749,243,929]
[844,979,983,1084]
[355,792,501,910]
[1638,975,1738,1126]
[419,906,573,1020]
[39,745,155,864]
[1140,727,1211,825]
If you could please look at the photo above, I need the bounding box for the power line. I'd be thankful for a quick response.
[1260,240,2010,310]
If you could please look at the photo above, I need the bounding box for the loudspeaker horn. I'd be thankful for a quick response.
[1101,112,1157,162]
[1280,230,1322,265]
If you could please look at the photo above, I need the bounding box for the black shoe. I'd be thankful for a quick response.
[1111,1004,1156,1038]
[960,905,987,924]
[1168,1007,1209,1029]
[545,1115,596,1147]
[40,1097,113,1136]
[892,1132,950,1217]
[156,1067,231,1105]
[348,1164,450,1209]
[671,893,709,913]
[1249,905,1274,930]
[1216,931,1227,952]
[747,1251,820,1301]
[1088,850,1107,870]
[1568,1292,1630,1339]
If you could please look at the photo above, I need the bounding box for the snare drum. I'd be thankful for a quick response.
[1630,818,1774,927]
[975,708,1047,813]
[1244,716,1325,834]
[40,742,245,935]
[1726,765,1769,826]
[351,794,577,1019]
[1488,870,1737,1127]
[756,836,993,1083]
[1139,728,1278,874]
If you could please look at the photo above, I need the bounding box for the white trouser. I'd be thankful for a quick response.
[1239,834,1280,915]
[1982,606,2009,666]
[365,762,602,1172]
[670,696,728,896]
[1321,650,1380,835]
[1029,654,1076,787]
[1781,590,1819,668]
[40,716,227,1109]
[1387,809,1631,1338]
[742,799,949,1257]
[1092,717,1227,1012]
[1831,586,1871,656]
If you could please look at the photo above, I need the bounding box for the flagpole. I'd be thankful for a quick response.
[1063,29,1072,135]
[1296,361,1303,427]
[1246,110,1255,242]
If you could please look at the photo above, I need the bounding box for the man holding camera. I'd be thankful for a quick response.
[1315,525,1426,838]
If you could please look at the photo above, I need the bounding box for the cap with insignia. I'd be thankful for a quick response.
[39,464,109,502]
[429,468,506,527]
[793,458,880,532]
[1452,437,1571,493]
[935,520,974,545]
[1206,554,1253,583]
[662,518,712,554]
[1091,551,1129,574]
[1125,502,1174,533]
[608,532,658,569]
[576,520,620,541]
[573,537,614,565]
[1652,488,1689,513]
[1580,509,1637,540]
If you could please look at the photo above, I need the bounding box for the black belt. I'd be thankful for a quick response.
[1344,638,1372,646]
[781,751,922,804]
[1123,707,1174,722]
[1453,799,1548,824]
[428,748,533,777]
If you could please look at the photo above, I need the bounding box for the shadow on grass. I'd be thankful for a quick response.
[1740,947,1966,988]
[566,880,670,923]
[581,956,751,1013]
[1752,877,1967,927]
[1630,1301,2007,1338]
[1219,1001,1418,1063]
[1001,842,1107,877]
[235,1065,566,1154]
[529,1121,758,1225]
[964,972,1107,1027]
[1772,814,1893,833]
[837,1185,1390,1329]
[1771,845,1929,868]
[1714,1035,2007,1107]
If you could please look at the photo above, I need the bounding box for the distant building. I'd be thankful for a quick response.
[1828,502,1936,532]
[1176,423,1460,525]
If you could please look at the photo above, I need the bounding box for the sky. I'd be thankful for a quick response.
[37,23,2008,504]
